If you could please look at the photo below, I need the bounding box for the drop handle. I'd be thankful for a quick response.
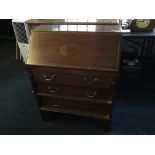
[53,101,62,107]
[93,78,99,83]
[83,77,100,84]
[85,90,97,98]
[48,86,61,93]
[43,74,56,81]
[83,77,89,82]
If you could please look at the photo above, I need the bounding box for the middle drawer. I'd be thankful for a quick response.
[34,83,114,101]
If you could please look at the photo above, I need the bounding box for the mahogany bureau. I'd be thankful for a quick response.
[26,24,121,131]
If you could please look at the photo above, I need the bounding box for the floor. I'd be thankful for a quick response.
[0,39,155,135]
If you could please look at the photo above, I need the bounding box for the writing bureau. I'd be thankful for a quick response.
[26,24,121,131]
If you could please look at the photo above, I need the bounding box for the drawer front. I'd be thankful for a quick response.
[38,96,112,118]
[28,66,116,88]
[34,83,114,101]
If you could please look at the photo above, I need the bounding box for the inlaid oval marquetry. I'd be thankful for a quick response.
[59,43,82,57]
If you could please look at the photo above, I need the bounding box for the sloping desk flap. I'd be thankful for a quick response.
[27,30,121,72]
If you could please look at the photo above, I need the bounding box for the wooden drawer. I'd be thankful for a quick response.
[28,66,116,88]
[37,96,112,119]
[34,83,114,101]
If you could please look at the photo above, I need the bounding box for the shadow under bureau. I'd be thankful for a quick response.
[26,25,121,131]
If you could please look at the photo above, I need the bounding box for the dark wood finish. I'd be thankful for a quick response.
[27,19,120,25]
[98,118,112,132]
[26,19,120,34]
[34,83,113,100]
[27,31,121,71]
[38,96,112,118]
[26,23,121,131]
[28,66,116,88]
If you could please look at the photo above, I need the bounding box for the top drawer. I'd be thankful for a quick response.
[27,66,116,88]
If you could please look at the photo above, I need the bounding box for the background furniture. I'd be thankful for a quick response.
[12,19,30,62]
[122,29,155,58]
[121,29,155,77]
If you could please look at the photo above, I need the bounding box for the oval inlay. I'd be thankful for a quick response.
[59,43,82,57]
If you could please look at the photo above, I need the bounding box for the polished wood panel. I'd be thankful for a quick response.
[27,31,121,71]
[34,83,114,101]
[26,19,121,36]
[28,66,116,88]
[33,25,121,32]
[38,96,112,119]
[26,19,120,25]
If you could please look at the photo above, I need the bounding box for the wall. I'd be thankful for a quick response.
[0,19,15,38]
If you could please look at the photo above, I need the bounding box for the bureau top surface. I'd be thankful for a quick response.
[26,30,121,71]
[33,24,121,33]
[26,19,120,25]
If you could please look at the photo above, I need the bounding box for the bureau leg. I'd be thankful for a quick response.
[98,119,111,132]
[40,110,57,121]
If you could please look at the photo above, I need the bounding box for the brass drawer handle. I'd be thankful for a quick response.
[43,74,56,81]
[86,105,97,108]
[85,90,97,98]
[52,100,62,107]
[93,78,99,83]
[83,77,100,85]
[48,86,61,93]
[53,104,60,107]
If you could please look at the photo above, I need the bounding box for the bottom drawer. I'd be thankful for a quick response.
[37,96,113,119]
